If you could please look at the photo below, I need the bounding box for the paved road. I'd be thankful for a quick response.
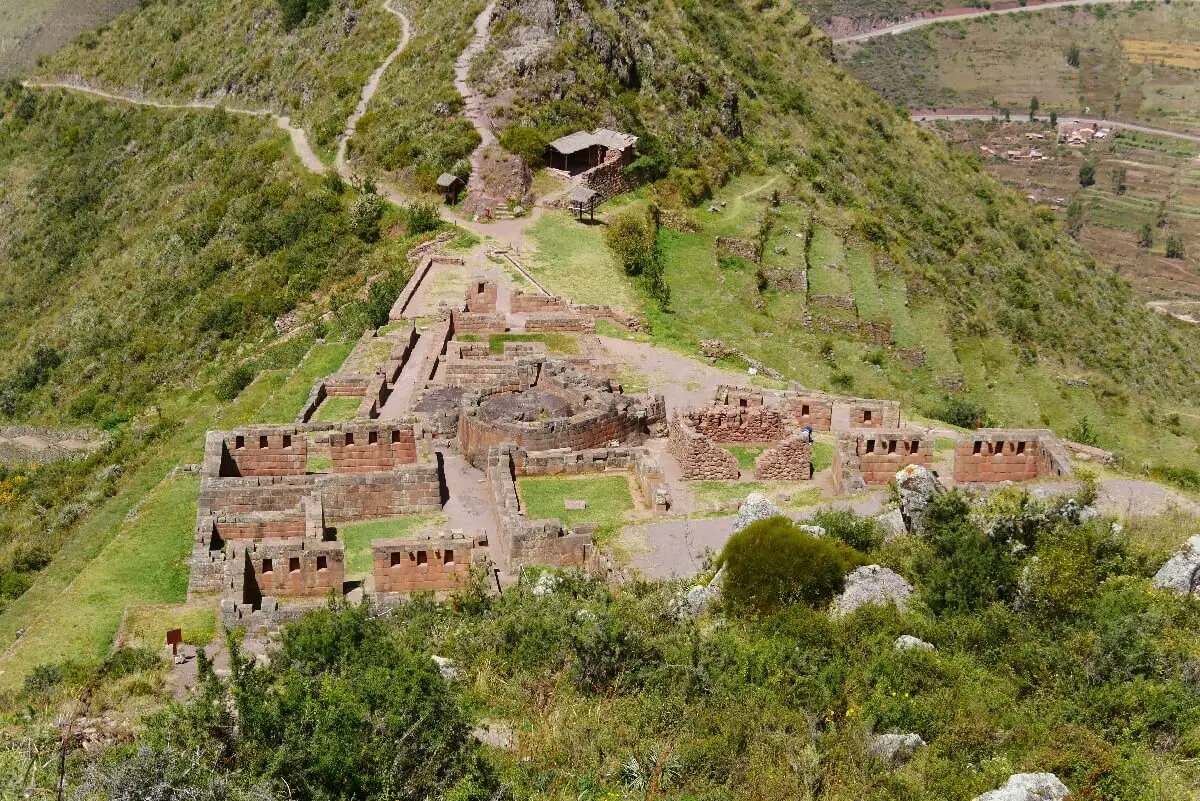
[912,111,1200,144]
[833,0,1134,42]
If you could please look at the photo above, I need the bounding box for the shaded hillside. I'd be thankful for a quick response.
[0,0,135,78]
[472,0,1198,403]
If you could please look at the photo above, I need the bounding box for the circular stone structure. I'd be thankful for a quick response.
[478,389,574,423]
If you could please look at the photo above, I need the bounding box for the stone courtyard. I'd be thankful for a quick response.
[187,242,1082,630]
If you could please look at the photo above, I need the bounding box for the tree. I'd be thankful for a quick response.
[1066,42,1081,67]
[916,492,1019,614]
[605,206,671,310]
[1029,96,1039,121]
[1049,109,1058,126]
[1139,221,1154,249]
[1066,199,1084,238]
[1111,166,1126,195]
[1166,235,1185,259]
[718,516,865,615]
[1078,159,1096,187]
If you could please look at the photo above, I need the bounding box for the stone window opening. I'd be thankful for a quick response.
[368,430,378,445]
[416,550,428,566]
[345,432,355,446]
[390,552,403,567]
[259,435,269,449]
[887,440,897,454]
[994,441,1004,455]
[445,549,455,565]
[235,435,245,450]
[863,410,873,423]
[289,557,300,573]
[283,434,292,448]
[1017,441,1027,454]
[973,441,983,455]
[866,439,876,454]
[316,555,328,570]
[801,404,810,416]
[477,282,486,293]
[262,558,273,574]
[910,440,920,454]
[391,430,402,444]
[739,398,748,408]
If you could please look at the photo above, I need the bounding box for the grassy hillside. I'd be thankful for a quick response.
[36,0,401,154]
[0,0,134,78]
[841,2,1200,133]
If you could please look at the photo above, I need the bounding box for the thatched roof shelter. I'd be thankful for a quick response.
[568,185,599,220]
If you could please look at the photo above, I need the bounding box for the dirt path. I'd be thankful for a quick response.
[335,0,412,178]
[912,111,1200,144]
[833,0,1134,42]
[19,79,327,172]
[454,0,498,204]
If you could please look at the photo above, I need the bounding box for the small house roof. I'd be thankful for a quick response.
[568,185,598,204]
[436,172,462,188]
[549,131,599,155]
[591,128,638,150]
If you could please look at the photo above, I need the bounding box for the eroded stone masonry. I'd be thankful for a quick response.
[186,251,1078,631]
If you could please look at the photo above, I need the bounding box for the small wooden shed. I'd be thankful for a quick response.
[568,185,599,221]
[437,172,463,204]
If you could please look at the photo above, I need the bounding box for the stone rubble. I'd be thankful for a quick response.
[895,464,943,534]
[894,634,935,651]
[874,509,907,542]
[867,732,927,765]
[432,655,459,681]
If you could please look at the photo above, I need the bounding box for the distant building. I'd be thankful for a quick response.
[436,173,463,204]
[547,128,637,175]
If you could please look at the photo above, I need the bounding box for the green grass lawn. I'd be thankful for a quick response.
[312,395,362,423]
[337,514,447,579]
[728,446,767,471]
[488,332,579,354]
[121,603,217,649]
[845,246,885,321]
[812,441,834,473]
[525,209,641,309]
[255,341,356,423]
[518,475,635,543]
[690,482,823,508]
[0,474,199,690]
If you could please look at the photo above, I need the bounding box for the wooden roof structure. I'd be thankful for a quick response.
[567,185,599,220]
[436,172,462,188]
[548,128,638,156]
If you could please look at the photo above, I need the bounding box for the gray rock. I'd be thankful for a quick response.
[531,572,560,596]
[875,509,907,542]
[972,773,1070,801]
[675,566,726,619]
[431,655,458,681]
[1152,535,1200,595]
[832,565,914,617]
[867,732,926,765]
[895,464,943,534]
[564,499,587,510]
[733,492,785,533]
[894,634,935,651]
[797,524,826,538]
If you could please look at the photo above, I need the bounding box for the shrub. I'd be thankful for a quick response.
[214,365,255,402]
[103,647,163,679]
[349,193,383,242]
[1079,159,1096,188]
[930,395,989,429]
[605,207,657,277]
[1165,236,1184,259]
[498,126,549,168]
[916,492,1018,614]
[404,202,441,235]
[810,509,883,552]
[1148,465,1200,492]
[718,516,865,615]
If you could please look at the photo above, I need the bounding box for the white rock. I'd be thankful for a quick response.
[431,655,458,681]
[832,565,914,617]
[797,524,826,538]
[733,492,785,533]
[972,772,1070,801]
[1152,535,1200,595]
[531,571,560,596]
[875,509,907,542]
[894,635,935,651]
[867,732,927,765]
[895,464,943,534]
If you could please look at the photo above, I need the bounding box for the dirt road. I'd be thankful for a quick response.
[833,0,1133,42]
[911,110,1200,144]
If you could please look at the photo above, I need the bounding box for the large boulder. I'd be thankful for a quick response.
[972,773,1070,801]
[674,566,726,619]
[874,509,907,542]
[733,492,785,533]
[1152,536,1200,595]
[832,565,914,617]
[894,634,935,652]
[895,464,943,534]
[867,732,926,765]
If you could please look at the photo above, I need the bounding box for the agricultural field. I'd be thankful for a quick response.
[0,0,134,78]
[841,2,1200,133]
[925,119,1200,300]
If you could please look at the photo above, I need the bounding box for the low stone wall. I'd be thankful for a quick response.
[465,277,498,313]
[682,406,788,444]
[715,236,758,262]
[452,310,508,334]
[0,426,104,465]
[443,360,537,391]
[810,294,856,311]
[952,429,1073,484]
[323,375,373,396]
[329,423,417,471]
[712,385,765,408]
[511,291,568,313]
[667,414,739,480]
[389,257,434,321]
[754,432,813,481]
[524,313,596,333]
[784,391,901,432]
[833,428,934,494]
[373,532,474,593]
[570,304,650,333]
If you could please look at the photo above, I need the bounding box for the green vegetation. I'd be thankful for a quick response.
[812,440,834,473]
[518,475,634,543]
[0,0,134,78]
[719,515,865,614]
[690,481,823,507]
[728,445,767,471]
[338,514,447,578]
[256,343,356,424]
[525,210,641,309]
[39,0,400,152]
[311,395,361,422]
[486,332,578,355]
[120,603,217,649]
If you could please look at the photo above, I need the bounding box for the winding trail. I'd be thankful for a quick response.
[335,0,411,179]
[911,110,1200,144]
[454,0,499,205]
[832,0,1133,42]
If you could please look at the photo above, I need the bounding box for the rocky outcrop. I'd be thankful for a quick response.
[875,509,907,542]
[896,464,942,534]
[733,492,785,533]
[894,634,934,651]
[832,565,913,617]
[972,773,1070,801]
[1152,535,1200,595]
[867,732,926,765]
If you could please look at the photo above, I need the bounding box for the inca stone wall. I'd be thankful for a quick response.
[682,406,788,443]
[237,539,344,598]
[328,423,417,472]
[208,429,308,477]
[524,313,596,333]
[582,151,639,201]
[452,310,508,334]
[952,429,1073,484]
[373,533,474,593]
[833,428,934,494]
[784,391,900,431]
[667,414,739,480]
[511,292,568,313]
[754,431,814,481]
[465,277,498,313]
[712,385,765,408]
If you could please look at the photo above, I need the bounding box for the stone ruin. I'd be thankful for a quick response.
[711,384,900,431]
[952,429,1072,484]
[832,428,935,495]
